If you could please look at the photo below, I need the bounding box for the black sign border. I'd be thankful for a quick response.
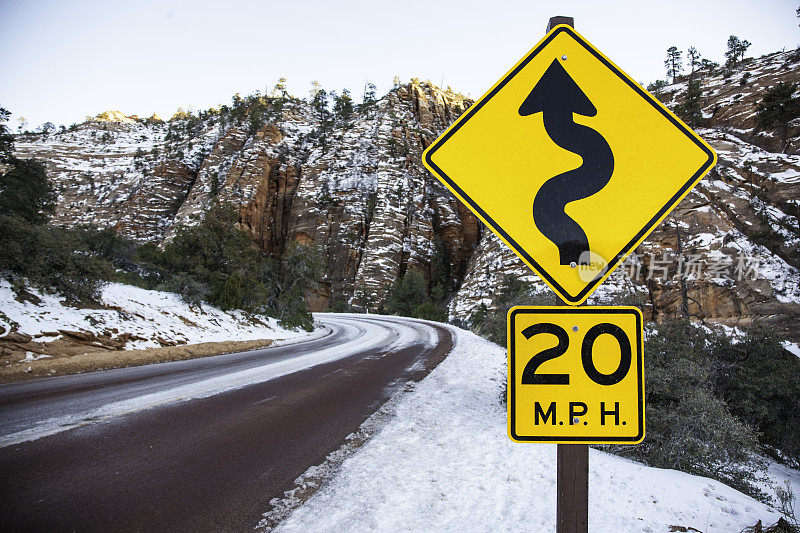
[508,307,644,443]
[424,25,716,304]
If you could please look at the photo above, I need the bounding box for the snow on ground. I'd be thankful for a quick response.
[273,326,789,533]
[766,458,800,505]
[0,280,309,350]
[783,341,800,359]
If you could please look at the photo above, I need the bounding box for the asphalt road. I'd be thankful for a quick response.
[0,314,453,532]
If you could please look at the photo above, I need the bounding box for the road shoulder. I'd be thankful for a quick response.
[0,338,278,383]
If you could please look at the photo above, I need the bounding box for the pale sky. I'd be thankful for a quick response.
[1,0,798,128]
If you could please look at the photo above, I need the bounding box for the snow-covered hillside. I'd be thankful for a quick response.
[266,326,798,532]
[659,49,800,147]
[0,280,310,360]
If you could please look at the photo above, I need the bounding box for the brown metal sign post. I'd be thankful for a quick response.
[557,440,588,532]
[547,15,588,533]
[546,16,574,33]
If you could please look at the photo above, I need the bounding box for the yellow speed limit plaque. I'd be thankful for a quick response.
[507,306,644,444]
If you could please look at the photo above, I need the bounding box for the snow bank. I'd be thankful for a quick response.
[274,327,786,532]
[0,280,309,350]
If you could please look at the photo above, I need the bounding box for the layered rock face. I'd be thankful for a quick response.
[14,82,479,312]
[13,50,800,338]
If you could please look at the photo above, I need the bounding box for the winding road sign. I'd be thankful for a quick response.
[507,306,644,443]
[423,24,716,304]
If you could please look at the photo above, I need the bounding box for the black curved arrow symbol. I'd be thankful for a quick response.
[519,59,614,265]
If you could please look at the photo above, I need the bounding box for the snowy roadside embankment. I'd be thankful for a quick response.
[0,280,311,351]
[0,280,320,381]
[272,326,792,532]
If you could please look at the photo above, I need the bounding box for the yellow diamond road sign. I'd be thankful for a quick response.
[508,306,644,444]
[422,25,717,305]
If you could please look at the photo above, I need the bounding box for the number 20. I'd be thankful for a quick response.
[520,322,631,386]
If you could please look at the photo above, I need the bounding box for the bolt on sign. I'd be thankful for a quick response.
[508,306,644,444]
[422,25,717,305]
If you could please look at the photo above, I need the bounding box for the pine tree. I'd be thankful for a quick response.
[310,87,331,152]
[725,36,739,67]
[687,46,701,80]
[740,38,752,62]
[385,271,428,316]
[647,79,667,95]
[333,88,353,122]
[0,107,13,163]
[755,82,800,152]
[700,58,719,74]
[360,82,377,115]
[665,46,683,83]
[725,35,751,68]
[680,80,704,127]
[0,158,55,224]
[230,93,246,123]
[311,87,329,121]
[0,107,55,224]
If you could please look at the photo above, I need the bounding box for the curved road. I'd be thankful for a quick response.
[0,314,453,532]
